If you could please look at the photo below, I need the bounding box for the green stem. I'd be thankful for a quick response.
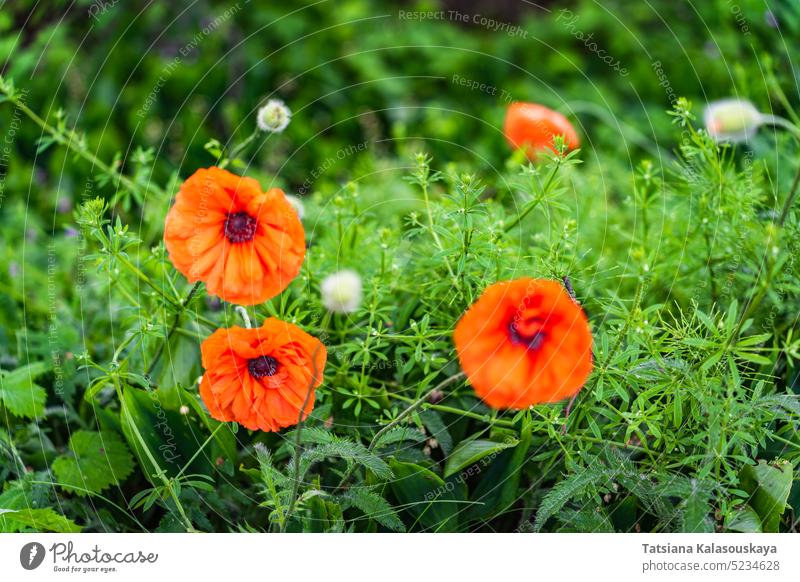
[725,121,800,341]
[389,392,650,454]
[112,375,194,531]
[146,281,202,379]
[777,159,800,227]
[392,395,510,427]
[281,346,323,532]
[3,92,163,198]
[564,100,676,161]
[220,130,260,168]
[503,162,559,232]
[370,372,466,452]
[174,423,226,480]
[768,432,800,451]
[760,114,800,142]
[421,178,458,283]
[335,372,466,493]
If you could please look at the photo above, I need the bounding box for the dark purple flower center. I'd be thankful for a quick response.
[248,355,279,378]
[224,211,257,243]
[508,320,545,351]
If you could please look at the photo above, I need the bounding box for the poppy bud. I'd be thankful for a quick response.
[427,389,444,404]
[704,99,762,143]
[321,270,363,314]
[257,99,291,133]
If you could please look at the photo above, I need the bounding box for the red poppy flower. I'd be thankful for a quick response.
[504,102,580,159]
[453,278,592,409]
[199,319,326,432]
[164,167,305,306]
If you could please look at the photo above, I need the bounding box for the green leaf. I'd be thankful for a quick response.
[0,508,81,533]
[341,488,406,532]
[372,426,426,449]
[465,420,531,523]
[0,362,49,418]
[387,459,461,532]
[52,430,134,495]
[534,463,608,532]
[444,437,518,478]
[725,505,762,533]
[120,387,217,481]
[293,440,392,482]
[681,479,713,532]
[739,459,793,532]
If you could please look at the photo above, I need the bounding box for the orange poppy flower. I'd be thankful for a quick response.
[504,102,580,159]
[199,319,327,432]
[164,167,305,306]
[453,278,592,409]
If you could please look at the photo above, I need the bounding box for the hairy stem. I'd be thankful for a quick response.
[146,281,202,379]
[334,372,466,492]
[281,346,323,532]
[112,375,194,532]
[2,89,163,198]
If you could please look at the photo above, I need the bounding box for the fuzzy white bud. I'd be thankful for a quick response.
[257,99,291,133]
[704,99,762,143]
[321,270,362,314]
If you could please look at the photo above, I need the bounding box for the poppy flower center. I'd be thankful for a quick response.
[508,319,546,351]
[224,211,257,243]
[248,355,279,378]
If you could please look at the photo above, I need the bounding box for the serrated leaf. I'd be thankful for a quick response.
[0,508,81,533]
[52,430,134,495]
[0,362,49,418]
[342,488,405,532]
[372,426,426,449]
[534,463,609,532]
[292,439,392,482]
[681,479,713,532]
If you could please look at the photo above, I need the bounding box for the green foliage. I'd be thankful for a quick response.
[341,487,406,532]
[0,362,49,418]
[1,0,800,534]
[738,460,794,533]
[51,431,135,496]
[0,508,81,533]
[444,437,519,478]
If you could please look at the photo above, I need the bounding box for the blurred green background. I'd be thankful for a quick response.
[2,0,797,198]
[1,0,798,346]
